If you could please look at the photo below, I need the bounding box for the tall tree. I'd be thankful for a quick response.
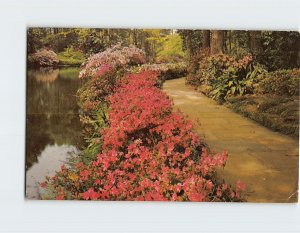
[203,30,210,49]
[228,30,232,53]
[249,31,261,55]
[210,30,224,54]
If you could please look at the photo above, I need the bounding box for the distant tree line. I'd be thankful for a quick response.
[178,30,300,71]
[28,28,300,70]
[27,28,184,62]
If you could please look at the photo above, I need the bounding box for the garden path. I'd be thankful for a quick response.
[163,77,299,202]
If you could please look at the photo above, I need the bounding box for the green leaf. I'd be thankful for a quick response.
[231,86,236,94]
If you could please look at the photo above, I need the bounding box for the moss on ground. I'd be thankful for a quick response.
[58,54,85,66]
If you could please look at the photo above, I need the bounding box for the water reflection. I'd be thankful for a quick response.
[26,67,83,199]
[32,68,59,82]
[26,144,79,199]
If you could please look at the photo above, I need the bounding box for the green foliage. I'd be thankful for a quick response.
[77,29,109,54]
[177,30,204,57]
[209,61,265,101]
[27,28,46,53]
[156,34,187,63]
[58,47,86,66]
[255,69,300,96]
[142,29,172,62]
[258,31,300,71]
[223,30,299,71]
[79,104,108,164]
[43,30,79,52]
[209,69,251,102]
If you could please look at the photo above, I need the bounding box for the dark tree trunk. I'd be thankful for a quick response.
[185,30,193,58]
[211,30,224,54]
[223,31,227,53]
[228,30,232,53]
[133,29,138,46]
[203,30,210,49]
[250,31,262,55]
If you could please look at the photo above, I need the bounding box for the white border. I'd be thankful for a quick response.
[0,0,299,232]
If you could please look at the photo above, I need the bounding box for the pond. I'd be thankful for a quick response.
[26,67,83,199]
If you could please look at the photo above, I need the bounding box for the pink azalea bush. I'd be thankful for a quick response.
[78,45,146,116]
[28,48,59,67]
[79,44,146,79]
[42,68,245,201]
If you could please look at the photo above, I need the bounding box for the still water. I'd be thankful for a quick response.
[26,67,83,199]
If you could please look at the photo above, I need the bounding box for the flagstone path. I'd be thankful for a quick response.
[163,77,299,203]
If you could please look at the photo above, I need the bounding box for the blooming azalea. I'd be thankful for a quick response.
[44,46,244,202]
[82,188,100,200]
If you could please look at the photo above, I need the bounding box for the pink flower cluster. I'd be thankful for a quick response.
[79,44,146,79]
[30,48,59,67]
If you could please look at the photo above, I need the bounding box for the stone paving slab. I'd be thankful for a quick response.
[163,78,299,203]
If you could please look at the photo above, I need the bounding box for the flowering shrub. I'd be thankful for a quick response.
[186,48,211,86]
[186,51,265,101]
[78,44,146,110]
[28,48,59,67]
[41,71,245,201]
[75,45,147,165]
[79,44,146,79]
[77,44,146,136]
[187,52,254,86]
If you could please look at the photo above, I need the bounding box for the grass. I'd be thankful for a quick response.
[58,54,85,66]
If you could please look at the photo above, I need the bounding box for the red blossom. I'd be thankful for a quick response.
[236,180,246,192]
[82,188,100,200]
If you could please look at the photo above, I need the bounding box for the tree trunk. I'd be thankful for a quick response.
[133,29,138,46]
[223,31,227,53]
[250,31,261,55]
[185,30,193,58]
[228,31,232,53]
[203,30,210,49]
[210,30,224,54]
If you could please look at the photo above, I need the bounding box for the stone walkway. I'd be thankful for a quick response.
[163,78,299,203]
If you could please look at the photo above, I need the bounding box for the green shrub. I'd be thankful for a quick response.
[255,69,300,96]
[43,31,79,52]
[58,47,86,66]
[156,34,187,63]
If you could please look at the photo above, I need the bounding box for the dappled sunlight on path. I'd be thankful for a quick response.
[163,77,299,203]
